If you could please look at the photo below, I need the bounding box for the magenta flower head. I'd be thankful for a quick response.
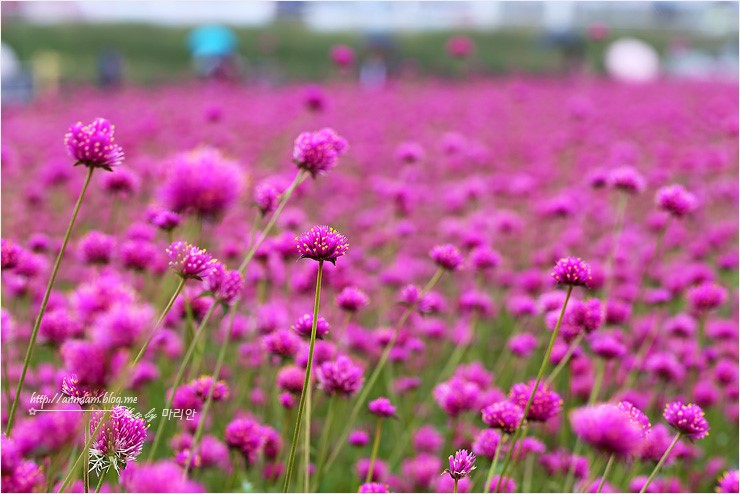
[79,231,115,265]
[65,118,124,170]
[203,262,244,304]
[509,380,562,422]
[444,449,476,480]
[687,282,727,314]
[430,244,463,271]
[717,470,739,493]
[61,374,105,407]
[224,417,264,465]
[481,401,524,434]
[358,482,389,493]
[149,210,181,232]
[254,182,280,217]
[551,257,592,287]
[293,128,348,178]
[616,401,651,436]
[296,225,349,265]
[368,397,396,418]
[166,241,218,280]
[2,239,21,270]
[608,166,645,194]
[663,401,710,439]
[656,184,697,218]
[336,286,370,312]
[330,44,355,67]
[89,406,148,474]
[569,404,644,457]
[292,313,330,338]
[317,355,364,397]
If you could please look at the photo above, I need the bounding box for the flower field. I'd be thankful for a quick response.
[1,76,738,493]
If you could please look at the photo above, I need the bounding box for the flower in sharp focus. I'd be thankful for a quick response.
[89,406,148,474]
[551,257,592,287]
[444,449,476,480]
[663,402,710,439]
[293,128,348,177]
[166,241,218,280]
[296,225,349,265]
[65,118,124,170]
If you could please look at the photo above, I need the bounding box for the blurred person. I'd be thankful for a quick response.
[187,24,241,81]
[97,48,124,88]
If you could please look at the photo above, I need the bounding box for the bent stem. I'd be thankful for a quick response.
[322,268,445,475]
[283,260,324,492]
[365,418,383,484]
[483,435,505,493]
[6,166,95,436]
[147,303,218,461]
[495,285,573,492]
[639,433,681,494]
[597,454,615,493]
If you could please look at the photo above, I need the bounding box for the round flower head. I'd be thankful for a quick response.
[430,244,463,271]
[330,44,355,67]
[444,449,476,480]
[349,430,370,447]
[79,231,114,265]
[717,470,739,493]
[656,184,697,218]
[551,257,592,287]
[61,374,105,406]
[203,262,244,304]
[368,397,396,418]
[570,404,644,457]
[359,482,389,493]
[296,225,349,265]
[293,128,348,177]
[1,239,20,269]
[472,429,501,459]
[317,355,364,397]
[149,210,181,232]
[608,166,645,194]
[481,401,524,433]
[663,401,710,439]
[616,401,651,436]
[254,182,279,217]
[336,286,370,312]
[509,380,562,422]
[489,475,517,493]
[224,417,264,465]
[89,406,148,474]
[65,118,124,170]
[292,313,330,339]
[166,241,218,280]
[687,283,727,314]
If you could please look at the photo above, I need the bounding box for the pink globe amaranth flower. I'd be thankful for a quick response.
[330,44,355,67]
[149,210,181,232]
[292,313,330,338]
[89,406,148,474]
[570,404,644,457]
[224,417,264,465]
[433,377,479,417]
[717,470,739,493]
[687,282,727,314]
[608,166,645,194]
[349,430,370,447]
[357,457,388,482]
[263,329,300,359]
[616,401,651,436]
[254,182,280,217]
[472,428,501,459]
[120,461,205,492]
[489,474,517,493]
[60,340,108,387]
[368,397,396,418]
[79,230,114,265]
[157,147,245,220]
[551,257,592,287]
[509,380,562,422]
[40,309,83,345]
[2,459,45,492]
[1,238,21,269]
[336,286,370,312]
[656,184,697,218]
[65,118,124,170]
[403,454,442,490]
[663,401,710,439]
[444,449,476,480]
[317,355,364,397]
[396,142,425,164]
[430,244,463,271]
[359,482,389,493]
[191,376,230,402]
[102,167,139,198]
[446,36,475,58]
[481,401,524,433]
[166,241,218,280]
[203,262,243,304]
[277,365,306,394]
[296,225,349,265]
[61,374,105,406]
[293,128,348,178]
[413,425,443,454]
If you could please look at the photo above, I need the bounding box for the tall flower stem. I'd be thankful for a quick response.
[454,478,459,494]
[147,303,217,461]
[83,414,90,493]
[313,396,336,492]
[365,418,383,484]
[639,433,681,494]
[597,454,615,493]
[6,166,95,436]
[303,383,312,493]
[283,260,324,492]
[483,435,505,493]
[94,473,105,494]
[321,268,445,476]
[545,333,584,386]
[602,193,628,302]
[495,285,573,492]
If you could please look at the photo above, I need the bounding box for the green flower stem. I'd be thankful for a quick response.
[545,332,584,386]
[303,378,312,493]
[495,285,573,493]
[365,418,383,484]
[597,454,615,493]
[94,472,105,494]
[483,435,505,493]
[639,433,681,494]
[6,166,95,436]
[522,453,535,493]
[602,193,628,302]
[147,303,217,461]
[454,478,459,494]
[283,260,324,492]
[83,413,90,493]
[321,268,445,476]
[313,396,336,492]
